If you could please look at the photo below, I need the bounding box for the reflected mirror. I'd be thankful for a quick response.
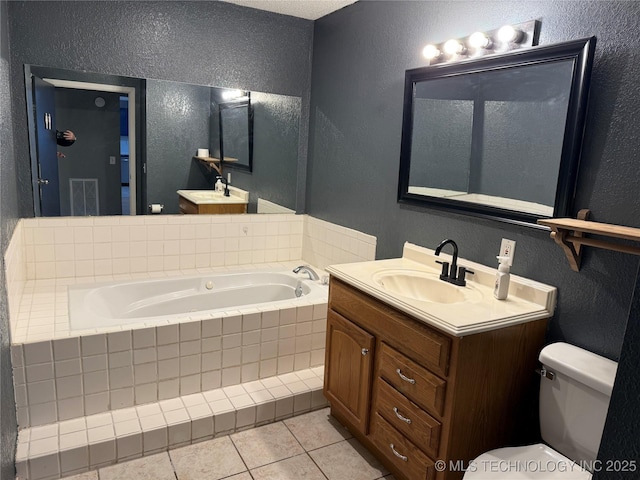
[398,37,596,227]
[219,99,253,172]
[25,65,301,216]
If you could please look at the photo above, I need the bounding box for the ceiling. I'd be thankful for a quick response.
[222,0,358,20]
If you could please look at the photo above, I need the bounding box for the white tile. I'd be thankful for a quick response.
[81,335,107,355]
[89,439,116,468]
[107,331,132,353]
[201,317,222,338]
[158,358,180,380]
[24,341,53,365]
[180,339,201,356]
[191,415,214,440]
[133,347,157,365]
[29,452,60,480]
[59,417,87,435]
[109,366,133,389]
[160,397,185,412]
[133,327,156,348]
[164,408,189,425]
[108,351,132,369]
[83,354,108,372]
[158,379,179,400]
[143,427,168,453]
[134,362,157,384]
[84,392,109,416]
[87,424,115,442]
[116,432,142,460]
[110,388,134,409]
[60,445,89,474]
[27,379,56,404]
[56,375,83,399]
[111,407,138,424]
[26,363,54,382]
[180,321,201,341]
[53,338,81,361]
[58,397,85,421]
[214,410,236,434]
[157,324,179,345]
[84,370,109,394]
[180,374,201,395]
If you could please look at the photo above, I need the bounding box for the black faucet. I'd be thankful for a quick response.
[434,238,474,286]
[215,175,230,197]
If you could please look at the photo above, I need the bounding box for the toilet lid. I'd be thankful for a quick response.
[462,443,592,479]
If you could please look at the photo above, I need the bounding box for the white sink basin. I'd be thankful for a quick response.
[177,187,249,205]
[372,270,478,304]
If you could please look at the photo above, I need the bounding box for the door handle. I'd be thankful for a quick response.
[37,178,49,185]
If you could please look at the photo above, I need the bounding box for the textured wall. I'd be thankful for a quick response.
[0,0,18,477]
[146,79,212,213]
[8,0,314,214]
[309,0,640,360]
[309,0,640,470]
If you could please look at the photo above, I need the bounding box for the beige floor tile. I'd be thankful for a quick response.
[98,452,175,480]
[231,421,304,469]
[251,453,326,480]
[60,472,98,480]
[170,436,247,480]
[225,474,253,480]
[309,438,388,480]
[284,407,352,451]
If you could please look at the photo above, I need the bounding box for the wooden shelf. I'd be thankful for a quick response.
[193,156,238,176]
[538,209,640,271]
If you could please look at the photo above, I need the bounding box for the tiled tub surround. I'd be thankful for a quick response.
[11,288,329,428]
[15,366,328,480]
[5,214,376,430]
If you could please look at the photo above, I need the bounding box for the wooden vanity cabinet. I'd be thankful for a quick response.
[178,196,247,214]
[324,277,547,480]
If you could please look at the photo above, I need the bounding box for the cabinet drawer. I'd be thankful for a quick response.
[370,413,435,480]
[374,378,441,458]
[179,197,198,214]
[378,343,446,418]
[329,278,451,377]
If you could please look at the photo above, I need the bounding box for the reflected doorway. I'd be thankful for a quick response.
[27,75,138,216]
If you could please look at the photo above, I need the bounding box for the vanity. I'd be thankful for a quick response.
[324,243,556,480]
[177,187,249,214]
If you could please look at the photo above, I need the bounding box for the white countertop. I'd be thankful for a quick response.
[326,242,557,337]
[177,187,249,205]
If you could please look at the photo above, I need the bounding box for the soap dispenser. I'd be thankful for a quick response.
[215,178,223,193]
[494,256,510,300]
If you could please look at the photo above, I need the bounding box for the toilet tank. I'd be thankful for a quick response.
[539,342,618,466]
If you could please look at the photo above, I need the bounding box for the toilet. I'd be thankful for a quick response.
[463,342,618,479]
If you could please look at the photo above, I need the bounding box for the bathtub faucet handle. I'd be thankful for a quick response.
[293,265,320,281]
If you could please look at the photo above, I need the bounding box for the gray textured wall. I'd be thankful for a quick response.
[146,79,212,213]
[309,0,640,360]
[7,0,314,215]
[309,0,640,471]
[0,0,18,478]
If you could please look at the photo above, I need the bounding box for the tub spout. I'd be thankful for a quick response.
[293,265,320,281]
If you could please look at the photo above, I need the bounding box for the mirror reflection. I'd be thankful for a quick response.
[399,38,596,226]
[26,65,301,216]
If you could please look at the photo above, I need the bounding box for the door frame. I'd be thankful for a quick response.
[41,78,137,216]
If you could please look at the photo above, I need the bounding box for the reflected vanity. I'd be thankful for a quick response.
[398,37,596,227]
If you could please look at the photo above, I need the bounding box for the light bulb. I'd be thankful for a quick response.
[497,25,522,44]
[422,44,441,60]
[443,39,464,56]
[468,31,491,49]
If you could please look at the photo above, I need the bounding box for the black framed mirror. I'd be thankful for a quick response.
[398,37,596,228]
[219,98,253,172]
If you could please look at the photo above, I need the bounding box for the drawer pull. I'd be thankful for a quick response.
[390,443,408,462]
[362,348,369,356]
[396,368,416,384]
[393,407,412,424]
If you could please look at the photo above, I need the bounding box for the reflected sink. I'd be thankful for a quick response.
[372,270,474,304]
[177,187,249,204]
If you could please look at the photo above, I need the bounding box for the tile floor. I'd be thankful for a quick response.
[58,408,396,480]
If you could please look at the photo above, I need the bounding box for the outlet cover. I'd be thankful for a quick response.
[499,238,516,266]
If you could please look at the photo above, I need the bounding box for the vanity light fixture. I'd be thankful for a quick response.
[468,31,491,50]
[420,19,538,65]
[422,44,441,60]
[443,39,465,56]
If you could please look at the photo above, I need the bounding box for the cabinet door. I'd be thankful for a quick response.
[324,310,375,434]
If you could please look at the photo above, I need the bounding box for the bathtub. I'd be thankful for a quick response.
[69,269,327,330]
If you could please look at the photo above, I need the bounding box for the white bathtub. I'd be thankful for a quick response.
[69,270,327,330]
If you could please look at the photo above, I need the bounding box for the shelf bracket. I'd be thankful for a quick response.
[547,209,591,272]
